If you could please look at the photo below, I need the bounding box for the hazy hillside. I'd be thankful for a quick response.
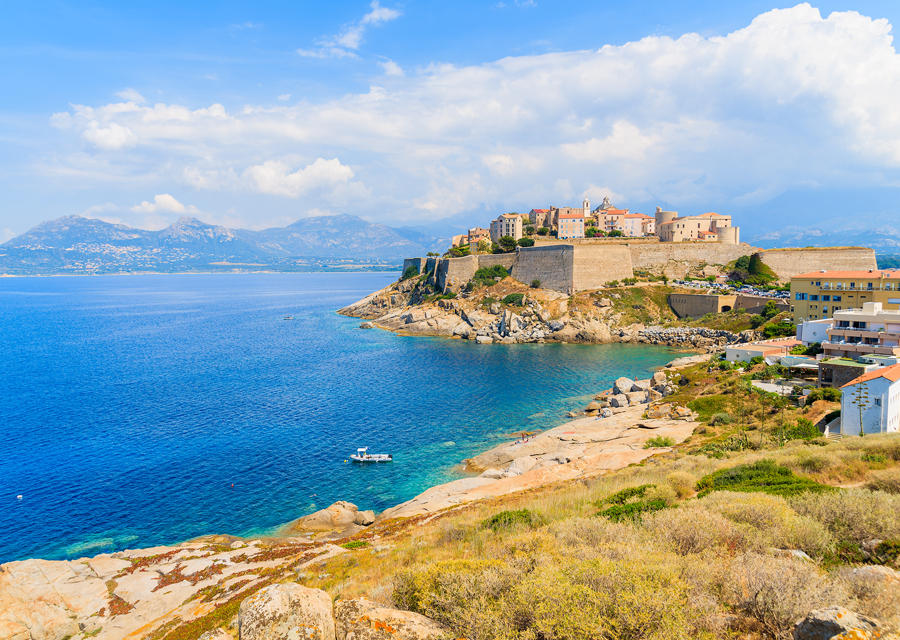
[0,214,451,275]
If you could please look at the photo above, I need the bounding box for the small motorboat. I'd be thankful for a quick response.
[350,447,393,463]
[284,316,294,320]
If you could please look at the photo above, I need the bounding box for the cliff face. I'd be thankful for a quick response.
[340,276,757,349]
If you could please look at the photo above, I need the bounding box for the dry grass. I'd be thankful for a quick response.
[303,433,900,639]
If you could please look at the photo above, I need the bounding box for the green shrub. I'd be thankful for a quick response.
[480,509,540,531]
[785,417,820,441]
[750,356,765,366]
[762,322,796,339]
[501,293,525,306]
[711,412,734,426]
[687,394,730,422]
[696,459,833,498]
[402,265,420,280]
[596,484,671,522]
[806,387,842,403]
[531,279,541,289]
[718,360,734,371]
[605,280,620,287]
[517,237,535,247]
[622,277,637,286]
[825,409,841,423]
[473,265,509,286]
[644,435,676,448]
[341,540,370,549]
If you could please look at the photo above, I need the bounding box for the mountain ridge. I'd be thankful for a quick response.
[0,214,453,275]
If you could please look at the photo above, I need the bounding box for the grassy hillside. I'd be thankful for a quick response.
[289,359,900,640]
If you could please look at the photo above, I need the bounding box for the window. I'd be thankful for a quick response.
[823,307,829,313]
[868,283,874,290]
[823,295,830,301]
[810,295,819,301]
[875,398,882,406]
[795,293,808,300]
[816,281,821,286]
[833,296,842,301]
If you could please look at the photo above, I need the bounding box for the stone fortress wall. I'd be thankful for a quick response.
[415,243,880,296]
[756,247,878,280]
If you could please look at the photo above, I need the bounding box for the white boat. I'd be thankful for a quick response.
[350,447,393,463]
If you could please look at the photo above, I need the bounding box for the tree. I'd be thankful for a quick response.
[525,225,536,236]
[608,230,623,237]
[537,227,550,236]
[476,239,491,253]
[850,380,872,437]
[498,235,518,252]
[661,274,669,285]
[531,279,541,288]
[517,237,535,247]
[585,227,597,238]
[447,245,471,258]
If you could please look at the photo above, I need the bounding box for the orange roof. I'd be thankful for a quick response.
[530,209,549,213]
[559,213,584,219]
[697,212,726,218]
[622,213,653,219]
[698,231,716,236]
[841,363,900,388]
[793,270,899,279]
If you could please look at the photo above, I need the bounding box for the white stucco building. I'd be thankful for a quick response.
[489,213,523,242]
[840,363,900,435]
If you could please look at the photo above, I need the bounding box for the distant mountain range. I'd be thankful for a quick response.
[0,214,454,275]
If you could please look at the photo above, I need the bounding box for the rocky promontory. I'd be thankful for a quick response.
[339,274,758,349]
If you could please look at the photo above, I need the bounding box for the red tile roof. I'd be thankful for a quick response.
[559,213,584,219]
[841,363,900,388]
[793,270,899,279]
[530,209,549,213]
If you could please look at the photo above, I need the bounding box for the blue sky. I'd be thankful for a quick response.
[3,1,900,239]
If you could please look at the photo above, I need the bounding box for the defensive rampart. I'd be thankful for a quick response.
[514,245,633,294]
[628,243,758,275]
[669,293,790,319]
[756,247,877,281]
[434,254,516,292]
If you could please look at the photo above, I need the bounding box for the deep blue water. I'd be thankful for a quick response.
[0,273,677,563]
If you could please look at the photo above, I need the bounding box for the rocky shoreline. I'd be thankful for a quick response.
[0,341,708,640]
[342,276,758,350]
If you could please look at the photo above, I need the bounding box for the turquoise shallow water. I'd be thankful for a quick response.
[0,273,677,563]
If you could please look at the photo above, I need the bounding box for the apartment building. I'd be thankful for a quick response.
[839,363,900,435]
[790,270,900,323]
[558,212,585,239]
[489,214,524,242]
[820,303,900,360]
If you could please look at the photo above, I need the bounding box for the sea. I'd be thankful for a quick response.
[0,273,678,563]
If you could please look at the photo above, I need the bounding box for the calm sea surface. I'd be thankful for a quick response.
[0,273,678,563]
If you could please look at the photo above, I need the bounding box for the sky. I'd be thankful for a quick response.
[3,0,900,240]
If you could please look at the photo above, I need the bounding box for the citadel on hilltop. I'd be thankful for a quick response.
[454,196,740,247]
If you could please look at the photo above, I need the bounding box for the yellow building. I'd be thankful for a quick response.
[790,270,900,323]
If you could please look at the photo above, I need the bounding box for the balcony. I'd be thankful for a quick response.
[822,342,900,357]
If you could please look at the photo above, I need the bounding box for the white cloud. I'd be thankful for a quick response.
[482,154,514,176]
[82,122,139,150]
[277,94,291,101]
[379,60,404,76]
[130,194,199,215]
[43,4,900,223]
[115,88,146,104]
[241,158,355,197]
[298,1,401,58]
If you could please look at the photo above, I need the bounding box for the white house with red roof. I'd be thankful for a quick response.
[840,362,900,435]
[654,208,740,244]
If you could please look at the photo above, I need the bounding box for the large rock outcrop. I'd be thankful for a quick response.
[239,584,335,640]
[334,598,447,640]
[793,606,885,640]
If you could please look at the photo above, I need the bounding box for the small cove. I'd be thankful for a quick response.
[0,273,678,562]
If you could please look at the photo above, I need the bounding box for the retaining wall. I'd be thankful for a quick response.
[756,247,877,281]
